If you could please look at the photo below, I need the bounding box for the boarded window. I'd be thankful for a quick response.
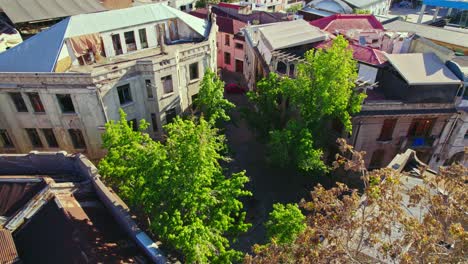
[151,113,158,132]
[68,129,86,149]
[277,61,287,74]
[369,149,385,169]
[224,52,231,65]
[145,80,153,98]
[0,129,14,148]
[27,93,45,113]
[117,84,132,105]
[41,129,58,148]
[128,119,138,132]
[56,94,75,113]
[161,75,173,94]
[139,28,148,49]
[124,31,136,52]
[112,34,122,55]
[189,63,199,80]
[9,93,28,112]
[225,35,230,46]
[25,128,43,148]
[408,118,435,137]
[165,108,177,124]
[378,119,397,141]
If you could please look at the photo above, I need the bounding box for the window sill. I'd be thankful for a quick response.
[376,139,393,143]
[148,98,156,101]
[62,112,77,115]
[188,78,200,84]
[120,102,135,108]
[33,112,46,115]
[161,92,175,100]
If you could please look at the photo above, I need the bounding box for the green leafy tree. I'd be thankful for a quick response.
[265,203,306,244]
[99,109,251,263]
[354,9,371,14]
[195,69,235,123]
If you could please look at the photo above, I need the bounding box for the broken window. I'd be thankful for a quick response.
[151,113,158,132]
[56,94,75,113]
[27,93,45,113]
[41,128,59,148]
[112,34,123,55]
[276,61,287,74]
[161,75,173,94]
[408,118,436,137]
[139,28,148,49]
[165,108,177,124]
[369,149,385,169]
[25,128,43,148]
[117,84,132,105]
[168,19,179,41]
[378,119,397,141]
[145,80,154,98]
[0,129,14,148]
[124,31,137,52]
[68,129,86,149]
[9,92,28,112]
[225,35,230,46]
[128,119,138,132]
[224,52,231,65]
[189,63,199,80]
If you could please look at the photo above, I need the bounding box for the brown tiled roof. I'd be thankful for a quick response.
[0,229,19,264]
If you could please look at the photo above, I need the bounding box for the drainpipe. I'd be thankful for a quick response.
[95,87,109,123]
[352,121,362,148]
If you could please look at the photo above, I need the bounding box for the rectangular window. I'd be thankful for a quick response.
[408,118,436,137]
[161,75,173,94]
[117,84,132,105]
[145,80,153,98]
[180,5,186,11]
[9,93,28,112]
[165,108,177,124]
[225,35,230,46]
[124,31,136,52]
[139,28,148,49]
[0,129,14,148]
[224,52,231,65]
[41,129,59,148]
[189,63,199,80]
[378,119,397,141]
[151,113,158,132]
[112,34,123,55]
[128,119,138,132]
[56,94,75,113]
[25,128,43,148]
[68,129,86,149]
[27,93,45,113]
[235,43,243,49]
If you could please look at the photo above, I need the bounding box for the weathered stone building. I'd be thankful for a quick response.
[0,4,217,160]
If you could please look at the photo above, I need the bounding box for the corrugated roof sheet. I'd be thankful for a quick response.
[314,39,387,65]
[260,20,327,50]
[0,0,106,23]
[0,229,19,264]
[386,53,461,85]
[310,14,384,33]
[341,0,386,8]
[0,180,46,217]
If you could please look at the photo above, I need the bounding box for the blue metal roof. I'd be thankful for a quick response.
[423,0,468,9]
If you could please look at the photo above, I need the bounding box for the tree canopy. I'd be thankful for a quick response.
[265,203,306,245]
[245,139,468,263]
[245,36,365,173]
[99,109,251,263]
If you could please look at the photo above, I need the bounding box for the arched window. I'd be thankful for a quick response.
[276,61,287,74]
[289,64,295,77]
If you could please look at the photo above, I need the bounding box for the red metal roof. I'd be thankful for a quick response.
[314,40,387,66]
[215,16,246,34]
[0,230,19,264]
[218,2,242,10]
[189,8,208,19]
[310,14,384,33]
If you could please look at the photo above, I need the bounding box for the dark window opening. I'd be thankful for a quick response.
[0,129,14,148]
[145,80,153,98]
[378,119,397,141]
[289,64,295,77]
[117,84,132,105]
[128,119,138,132]
[369,149,385,169]
[26,128,43,148]
[124,31,136,52]
[180,5,186,11]
[151,113,158,132]
[41,129,59,148]
[189,63,199,80]
[276,61,287,74]
[77,51,94,65]
[9,92,28,112]
[235,59,243,73]
[112,34,123,55]
[408,118,436,137]
[168,19,179,41]
[68,129,86,149]
[235,42,243,49]
[191,94,198,110]
[225,35,230,46]
[27,93,45,113]
[139,28,148,49]
[165,108,177,124]
[56,94,75,113]
[162,75,173,94]
[224,52,231,65]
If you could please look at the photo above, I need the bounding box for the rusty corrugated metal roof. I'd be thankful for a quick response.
[0,229,19,264]
[0,180,46,217]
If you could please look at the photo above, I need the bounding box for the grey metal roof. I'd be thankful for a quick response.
[341,0,386,8]
[384,20,468,49]
[259,19,327,50]
[386,53,461,85]
[0,0,107,23]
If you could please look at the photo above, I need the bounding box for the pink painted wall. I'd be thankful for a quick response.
[216,20,246,73]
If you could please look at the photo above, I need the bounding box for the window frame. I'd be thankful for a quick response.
[27,92,45,113]
[117,84,133,105]
[0,129,14,148]
[25,128,43,148]
[139,28,148,49]
[225,34,230,46]
[111,34,123,55]
[124,31,137,52]
[9,92,28,112]
[165,108,177,124]
[224,52,231,65]
[41,128,59,148]
[56,94,76,113]
[235,42,243,49]
[145,79,154,99]
[161,75,174,94]
[68,129,86,149]
[189,63,199,81]
[378,119,397,141]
